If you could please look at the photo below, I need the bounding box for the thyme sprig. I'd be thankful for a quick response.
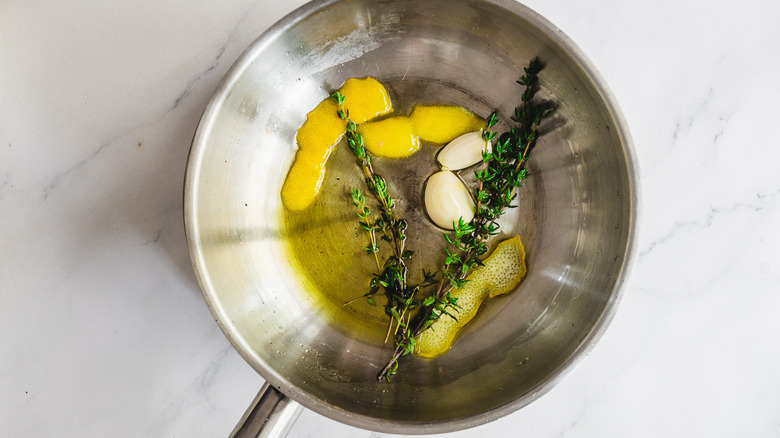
[333,92,436,346]
[376,57,554,380]
[350,187,381,270]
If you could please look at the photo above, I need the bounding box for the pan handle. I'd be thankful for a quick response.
[229,382,304,438]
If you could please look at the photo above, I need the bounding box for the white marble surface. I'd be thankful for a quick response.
[2,0,779,436]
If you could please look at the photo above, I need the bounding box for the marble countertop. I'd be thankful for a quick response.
[2,0,778,436]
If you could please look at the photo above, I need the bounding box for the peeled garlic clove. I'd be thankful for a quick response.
[436,131,491,171]
[424,170,475,229]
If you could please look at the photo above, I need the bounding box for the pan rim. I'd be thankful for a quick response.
[183,0,641,433]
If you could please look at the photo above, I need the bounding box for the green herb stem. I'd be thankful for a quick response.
[333,93,433,349]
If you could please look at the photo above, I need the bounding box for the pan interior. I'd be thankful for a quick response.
[186,0,636,432]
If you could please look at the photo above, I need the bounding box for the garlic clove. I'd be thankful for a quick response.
[436,131,491,171]
[424,170,475,229]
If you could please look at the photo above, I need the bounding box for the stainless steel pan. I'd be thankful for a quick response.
[184,0,639,435]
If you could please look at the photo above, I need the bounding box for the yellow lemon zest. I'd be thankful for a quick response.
[416,235,527,358]
[282,77,392,211]
[410,105,485,144]
[358,116,420,158]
